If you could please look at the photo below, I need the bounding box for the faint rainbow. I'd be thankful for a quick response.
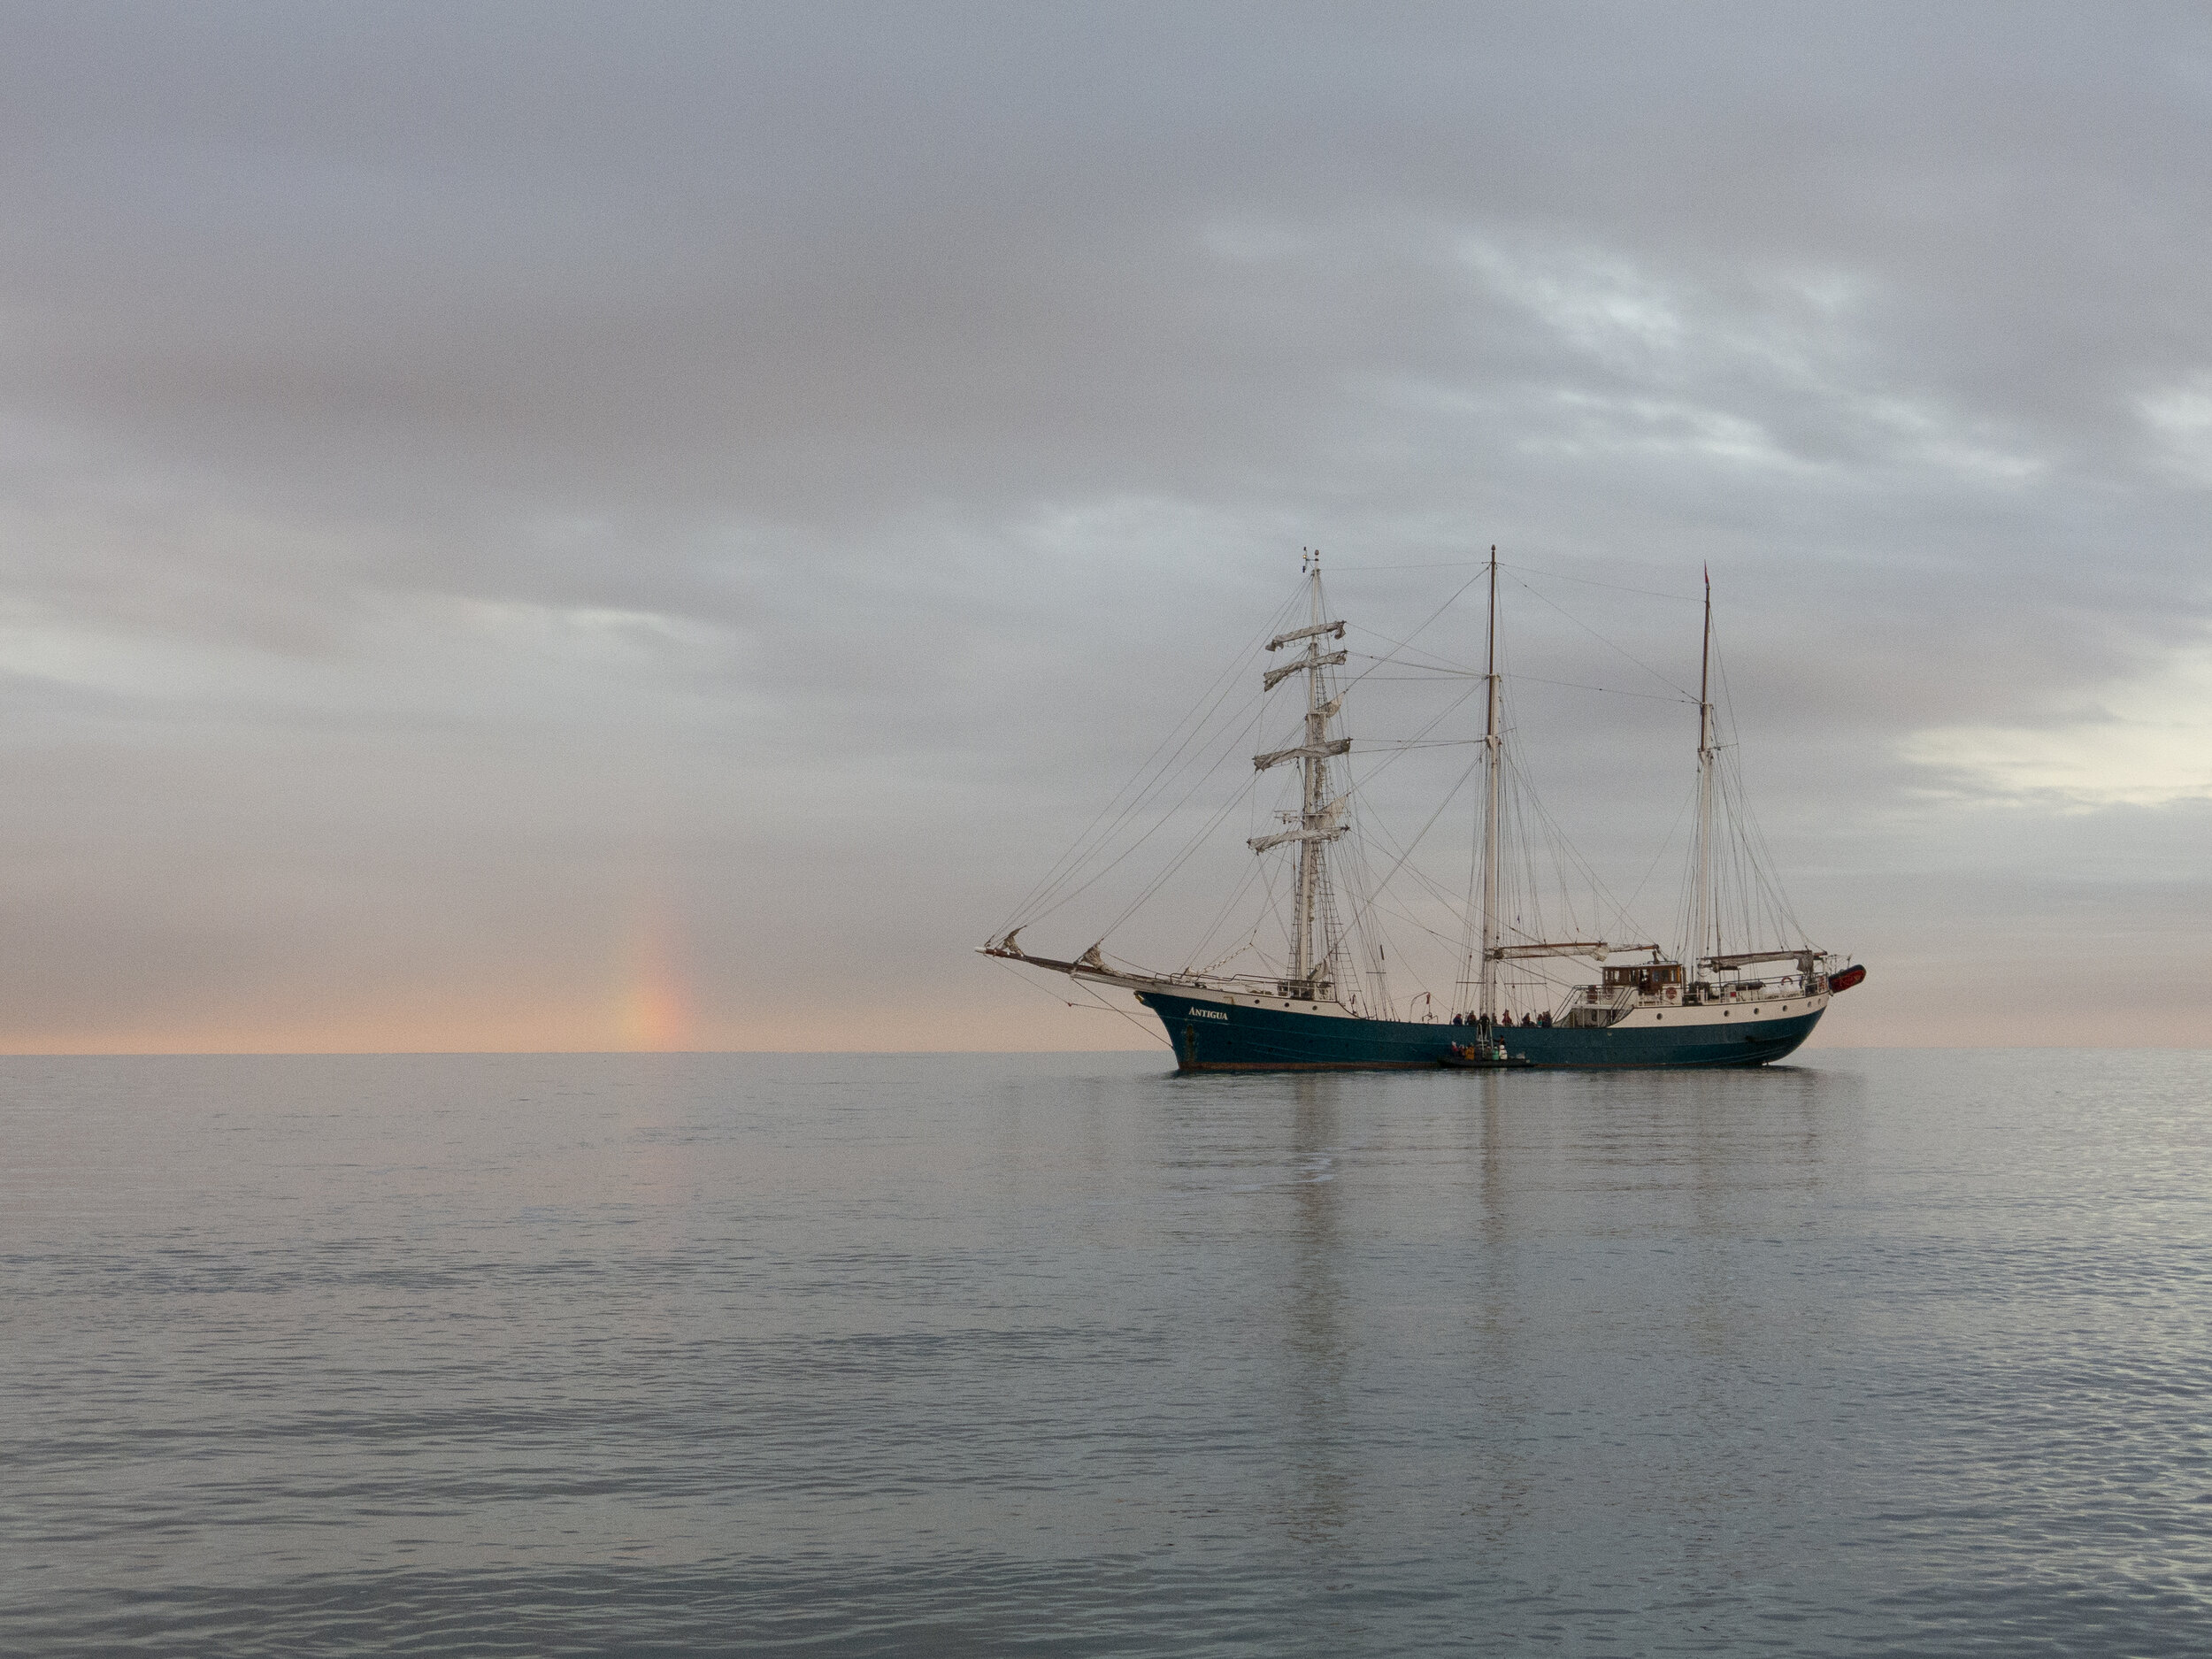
[616,892,695,1051]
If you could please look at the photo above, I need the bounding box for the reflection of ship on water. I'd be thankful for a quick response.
[1280,1076,1351,1543]
[987,549,1863,1068]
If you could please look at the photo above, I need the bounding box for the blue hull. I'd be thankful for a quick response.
[1135,989,1821,1071]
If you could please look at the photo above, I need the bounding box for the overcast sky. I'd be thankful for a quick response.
[0,1,2206,1053]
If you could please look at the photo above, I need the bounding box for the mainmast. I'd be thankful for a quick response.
[1690,565,1718,978]
[1252,550,1349,998]
[1477,546,1502,1028]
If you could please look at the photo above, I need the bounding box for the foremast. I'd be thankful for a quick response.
[1251,552,1349,999]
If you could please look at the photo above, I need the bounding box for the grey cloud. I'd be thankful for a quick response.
[0,1,2207,1047]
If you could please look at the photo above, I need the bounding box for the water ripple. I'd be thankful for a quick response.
[3,1050,2208,1654]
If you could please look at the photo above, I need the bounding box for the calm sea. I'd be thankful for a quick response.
[3,1049,2208,1655]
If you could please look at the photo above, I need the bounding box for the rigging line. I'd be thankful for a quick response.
[995,956,1116,1016]
[992,959,1165,1047]
[1355,698,1504,900]
[1722,747,1806,945]
[1340,817,1393,1014]
[1335,676,1487,792]
[1346,787,1478,920]
[1018,694,1275,931]
[1347,656,1476,672]
[1479,714,1628,943]
[1354,836,1467,932]
[1308,670,1490,954]
[1345,632,1486,677]
[1010,699,1254,929]
[1329,556,1707,603]
[1345,654,1477,675]
[1325,809,1465,956]
[1716,641,1807,940]
[1097,757,1270,941]
[1357,631,1632,697]
[1071,619,1380,929]
[1002,582,1305,926]
[1365,887,1468,951]
[1324,559,1494,571]
[1072,974,1173,1047]
[1510,757,1659,943]
[1366,845,1474,934]
[1332,750,1487,949]
[1010,670,1274,925]
[995,957,1095,1011]
[1185,849,1266,970]
[1073,764,1263,943]
[1337,568,1490,682]
[1706,635,1806,946]
[1505,573,1698,700]
[1195,859,1276,978]
[1499,563,1704,604]
[1519,768,1586,941]
[1348,660,1691,703]
[1191,824,1267,960]
[1461,694,1662,975]
[1347,672,1485,681]
[1509,673,1695,703]
[1247,669,1482,922]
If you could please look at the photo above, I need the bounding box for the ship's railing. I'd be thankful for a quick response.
[1541,974,1821,1026]
[1686,976,1813,1004]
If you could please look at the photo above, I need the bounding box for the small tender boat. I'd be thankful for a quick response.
[1440,1042,1533,1070]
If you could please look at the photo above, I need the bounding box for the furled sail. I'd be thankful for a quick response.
[1267,619,1347,651]
[1249,793,1350,853]
[1253,737,1350,772]
[1263,650,1344,691]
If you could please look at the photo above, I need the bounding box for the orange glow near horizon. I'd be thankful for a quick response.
[0,991,2197,1056]
[615,896,695,1052]
[0,932,2200,1056]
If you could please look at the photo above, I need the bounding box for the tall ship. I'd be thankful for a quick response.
[984,551,1863,1070]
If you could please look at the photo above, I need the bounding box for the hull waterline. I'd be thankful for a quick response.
[1136,988,1823,1071]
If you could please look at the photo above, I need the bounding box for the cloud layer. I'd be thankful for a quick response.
[1,2,2207,1049]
